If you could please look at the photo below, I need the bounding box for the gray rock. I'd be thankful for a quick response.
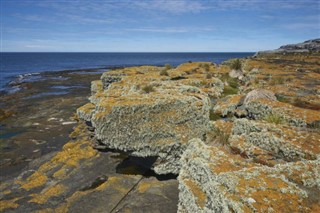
[242,89,276,106]
[255,38,320,56]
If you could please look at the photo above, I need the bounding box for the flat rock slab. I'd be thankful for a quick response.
[113,177,179,213]
[0,122,179,213]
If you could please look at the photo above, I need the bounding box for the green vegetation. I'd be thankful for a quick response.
[270,76,285,85]
[222,86,239,97]
[275,94,290,103]
[308,121,320,130]
[160,69,169,76]
[292,97,305,107]
[220,74,239,97]
[229,59,242,70]
[213,128,230,146]
[142,85,155,93]
[201,63,210,71]
[206,73,213,79]
[264,113,285,125]
[221,74,239,88]
[164,64,172,70]
[209,110,221,121]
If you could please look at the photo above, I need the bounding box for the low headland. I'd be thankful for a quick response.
[1,39,320,212]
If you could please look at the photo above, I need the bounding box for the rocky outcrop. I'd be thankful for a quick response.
[178,139,320,213]
[77,63,223,174]
[255,38,320,55]
[2,47,319,212]
[242,89,277,106]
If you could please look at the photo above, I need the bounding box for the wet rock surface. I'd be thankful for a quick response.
[0,69,106,180]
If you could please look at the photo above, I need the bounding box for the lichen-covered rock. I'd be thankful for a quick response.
[230,119,320,163]
[213,95,243,116]
[78,65,214,174]
[242,89,276,106]
[229,69,244,80]
[178,139,320,213]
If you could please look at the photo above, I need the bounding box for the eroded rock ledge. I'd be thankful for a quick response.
[76,54,320,212]
[77,63,223,174]
[1,48,320,212]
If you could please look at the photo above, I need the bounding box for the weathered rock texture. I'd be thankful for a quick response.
[178,139,320,213]
[77,63,223,174]
[1,43,320,212]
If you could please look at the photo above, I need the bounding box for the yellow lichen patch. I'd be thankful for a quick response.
[69,120,91,139]
[52,168,68,180]
[1,189,11,195]
[77,103,95,114]
[20,171,48,191]
[137,181,152,193]
[29,184,66,204]
[34,208,56,213]
[41,140,98,171]
[95,176,128,193]
[184,179,206,209]
[0,197,21,211]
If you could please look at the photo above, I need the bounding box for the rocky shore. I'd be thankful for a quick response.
[1,40,320,212]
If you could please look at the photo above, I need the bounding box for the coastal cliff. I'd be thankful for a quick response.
[1,40,320,212]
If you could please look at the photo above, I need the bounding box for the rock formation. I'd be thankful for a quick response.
[256,38,320,55]
[1,41,319,212]
[77,63,223,174]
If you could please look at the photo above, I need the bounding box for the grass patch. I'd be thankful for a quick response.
[142,85,155,93]
[229,59,242,70]
[264,113,285,124]
[307,121,320,130]
[201,63,210,71]
[160,69,169,76]
[213,128,230,146]
[164,64,172,70]
[222,85,239,97]
[206,73,213,79]
[221,74,239,88]
[275,94,290,103]
[209,110,221,121]
[270,77,285,85]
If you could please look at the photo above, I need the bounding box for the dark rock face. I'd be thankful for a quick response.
[255,38,320,55]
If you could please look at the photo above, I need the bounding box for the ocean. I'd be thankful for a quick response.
[0,52,254,89]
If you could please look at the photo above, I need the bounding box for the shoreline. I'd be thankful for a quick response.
[0,68,109,180]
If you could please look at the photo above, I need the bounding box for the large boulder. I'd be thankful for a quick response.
[242,89,277,106]
[77,66,212,174]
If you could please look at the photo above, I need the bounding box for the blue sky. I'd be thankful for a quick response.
[1,0,319,52]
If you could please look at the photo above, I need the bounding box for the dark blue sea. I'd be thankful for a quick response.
[0,52,254,89]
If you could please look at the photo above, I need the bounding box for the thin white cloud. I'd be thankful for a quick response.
[283,23,320,30]
[126,27,215,33]
[132,0,207,14]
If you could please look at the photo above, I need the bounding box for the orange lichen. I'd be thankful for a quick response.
[20,171,48,191]
[29,184,66,204]
[137,181,152,193]
[184,179,206,209]
[0,197,20,211]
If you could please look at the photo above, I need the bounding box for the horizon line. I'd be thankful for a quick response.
[1,51,256,53]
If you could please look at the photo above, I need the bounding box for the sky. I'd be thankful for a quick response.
[1,0,320,52]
